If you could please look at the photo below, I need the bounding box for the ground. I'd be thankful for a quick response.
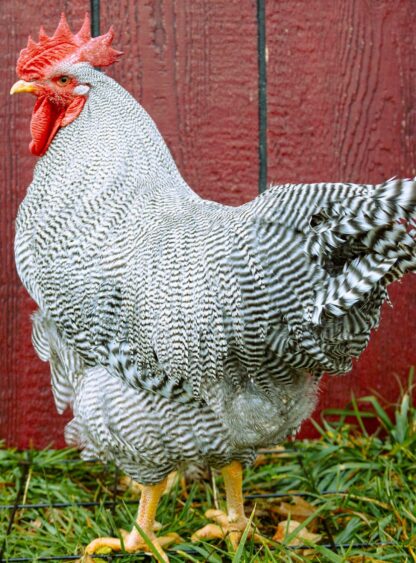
[1,375,415,562]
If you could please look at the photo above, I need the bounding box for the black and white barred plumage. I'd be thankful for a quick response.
[16,63,416,484]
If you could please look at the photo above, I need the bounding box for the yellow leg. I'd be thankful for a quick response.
[192,461,261,550]
[222,461,247,526]
[84,477,180,562]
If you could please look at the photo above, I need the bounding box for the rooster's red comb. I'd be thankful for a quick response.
[17,13,122,80]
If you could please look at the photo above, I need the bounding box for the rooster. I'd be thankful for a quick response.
[11,14,416,561]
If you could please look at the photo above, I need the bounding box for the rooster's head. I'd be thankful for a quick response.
[11,13,122,156]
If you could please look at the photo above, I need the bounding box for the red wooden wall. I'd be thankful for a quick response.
[0,1,415,449]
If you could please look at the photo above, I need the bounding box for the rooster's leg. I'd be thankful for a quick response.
[192,461,261,550]
[83,477,179,562]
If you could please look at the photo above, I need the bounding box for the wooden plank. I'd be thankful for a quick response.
[0,4,89,448]
[265,1,416,435]
[101,0,259,205]
[1,1,259,447]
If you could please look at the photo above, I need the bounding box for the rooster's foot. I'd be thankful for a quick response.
[83,476,181,562]
[83,529,180,562]
[191,508,262,550]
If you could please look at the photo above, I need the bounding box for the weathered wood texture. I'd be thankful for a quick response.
[0,1,414,448]
[0,1,259,448]
[101,0,259,205]
[0,2,89,448]
[266,1,416,434]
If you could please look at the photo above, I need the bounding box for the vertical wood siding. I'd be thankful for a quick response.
[265,1,416,434]
[0,1,414,447]
[0,2,89,447]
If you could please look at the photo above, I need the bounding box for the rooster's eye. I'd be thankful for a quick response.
[57,76,70,86]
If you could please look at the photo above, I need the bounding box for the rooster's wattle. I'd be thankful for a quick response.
[12,14,416,561]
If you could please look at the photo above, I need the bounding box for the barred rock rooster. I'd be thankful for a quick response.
[11,14,416,561]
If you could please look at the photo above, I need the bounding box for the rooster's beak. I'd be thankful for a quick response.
[10,80,37,95]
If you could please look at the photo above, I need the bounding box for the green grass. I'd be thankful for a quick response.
[1,373,415,562]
